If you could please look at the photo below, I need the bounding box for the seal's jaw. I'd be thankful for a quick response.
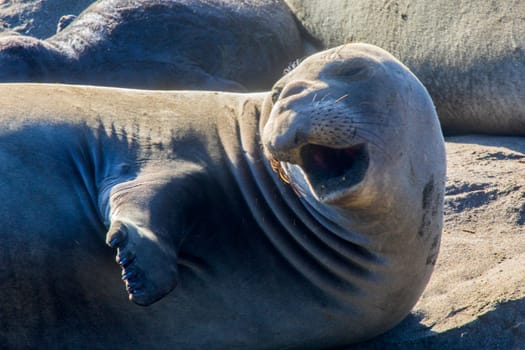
[297,143,369,203]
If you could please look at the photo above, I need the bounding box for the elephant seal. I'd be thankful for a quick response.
[0,0,303,91]
[285,0,525,135]
[0,44,445,349]
[0,0,93,39]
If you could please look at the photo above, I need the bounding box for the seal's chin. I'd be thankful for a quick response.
[300,143,369,202]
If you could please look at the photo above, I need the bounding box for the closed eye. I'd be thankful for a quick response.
[323,58,374,82]
[338,66,368,79]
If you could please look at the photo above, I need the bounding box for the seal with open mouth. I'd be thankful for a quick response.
[0,43,445,349]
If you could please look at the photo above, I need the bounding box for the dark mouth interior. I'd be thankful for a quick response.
[300,143,369,196]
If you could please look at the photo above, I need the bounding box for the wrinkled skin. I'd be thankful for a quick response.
[0,44,444,349]
[0,0,303,90]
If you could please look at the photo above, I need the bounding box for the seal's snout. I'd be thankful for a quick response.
[262,82,373,200]
[262,103,310,164]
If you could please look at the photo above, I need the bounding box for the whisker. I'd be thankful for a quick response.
[320,93,331,102]
[335,94,349,103]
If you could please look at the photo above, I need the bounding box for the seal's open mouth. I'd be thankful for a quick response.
[300,143,369,200]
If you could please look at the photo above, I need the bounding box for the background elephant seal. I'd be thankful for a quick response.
[0,0,303,90]
[0,0,93,39]
[285,0,525,135]
[0,44,444,349]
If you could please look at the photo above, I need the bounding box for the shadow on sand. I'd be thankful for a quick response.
[345,297,525,350]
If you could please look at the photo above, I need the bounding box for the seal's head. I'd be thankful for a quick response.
[0,35,65,82]
[262,43,445,211]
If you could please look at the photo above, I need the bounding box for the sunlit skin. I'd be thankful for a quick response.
[0,44,444,349]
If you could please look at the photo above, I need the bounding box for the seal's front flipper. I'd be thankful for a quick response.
[106,220,178,306]
[101,167,204,306]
